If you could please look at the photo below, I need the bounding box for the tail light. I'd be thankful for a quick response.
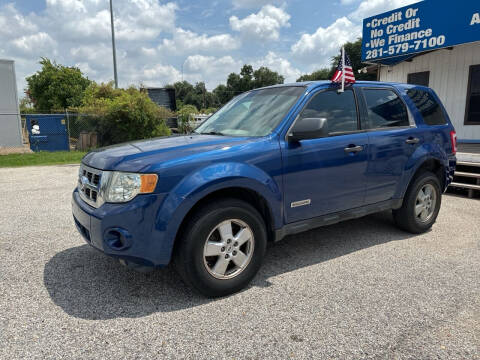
[449,130,457,155]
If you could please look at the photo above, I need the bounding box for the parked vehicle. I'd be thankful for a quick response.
[72,81,457,297]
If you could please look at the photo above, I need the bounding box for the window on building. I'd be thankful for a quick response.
[407,89,446,125]
[299,89,358,136]
[407,71,430,86]
[465,64,480,125]
[363,89,409,129]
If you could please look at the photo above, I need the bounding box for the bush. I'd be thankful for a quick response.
[200,107,218,114]
[177,104,198,134]
[78,83,171,146]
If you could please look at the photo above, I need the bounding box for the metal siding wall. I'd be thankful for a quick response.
[379,43,480,141]
[0,59,22,147]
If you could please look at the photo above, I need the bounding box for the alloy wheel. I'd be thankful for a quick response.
[202,219,255,280]
[415,183,437,223]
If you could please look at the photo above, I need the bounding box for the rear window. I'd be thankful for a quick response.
[363,89,409,128]
[407,88,447,125]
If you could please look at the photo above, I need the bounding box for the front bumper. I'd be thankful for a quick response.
[71,189,171,267]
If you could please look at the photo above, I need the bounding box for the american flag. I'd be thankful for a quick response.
[331,50,356,84]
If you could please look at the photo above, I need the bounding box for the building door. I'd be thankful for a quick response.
[465,64,480,125]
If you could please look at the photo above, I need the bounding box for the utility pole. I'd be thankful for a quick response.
[109,0,119,88]
[181,58,188,83]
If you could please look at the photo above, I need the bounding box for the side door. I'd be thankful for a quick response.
[357,86,421,204]
[281,88,369,224]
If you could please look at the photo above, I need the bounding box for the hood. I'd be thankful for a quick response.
[81,134,256,172]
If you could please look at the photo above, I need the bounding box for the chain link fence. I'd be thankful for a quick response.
[0,110,171,155]
[1,107,208,155]
[12,112,97,153]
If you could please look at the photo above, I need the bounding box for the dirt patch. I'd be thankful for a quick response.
[0,146,33,155]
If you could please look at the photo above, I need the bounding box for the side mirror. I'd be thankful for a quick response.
[288,117,328,142]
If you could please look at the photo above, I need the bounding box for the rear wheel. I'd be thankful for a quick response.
[173,198,267,297]
[393,171,442,234]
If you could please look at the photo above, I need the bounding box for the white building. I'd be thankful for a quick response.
[0,59,23,147]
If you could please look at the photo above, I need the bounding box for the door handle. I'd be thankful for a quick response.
[405,137,420,144]
[344,145,364,153]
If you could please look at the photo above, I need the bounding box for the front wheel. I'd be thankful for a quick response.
[173,198,267,297]
[393,171,442,234]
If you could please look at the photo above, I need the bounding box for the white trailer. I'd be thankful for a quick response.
[0,59,23,147]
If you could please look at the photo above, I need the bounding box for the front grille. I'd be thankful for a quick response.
[78,164,103,207]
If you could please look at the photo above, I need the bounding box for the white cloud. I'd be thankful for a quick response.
[183,55,242,88]
[349,0,421,21]
[11,32,57,56]
[0,3,38,38]
[290,0,421,67]
[141,47,157,57]
[115,2,177,41]
[159,28,240,55]
[291,17,360,65]
[70,44,116,71]
[0,0,427,98]
[230,5,290,42]
[42,0,177,43]
[253,51,301,83]
[142,64,182,87]
[340,0,359,5]
[232,0,284,9]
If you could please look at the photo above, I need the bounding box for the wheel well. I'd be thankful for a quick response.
[174,187,276,247]
[412,158,445,189]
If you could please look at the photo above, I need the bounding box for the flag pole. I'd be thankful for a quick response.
[341,46,345,93]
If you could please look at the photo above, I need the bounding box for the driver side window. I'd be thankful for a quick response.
[299,89,359,136]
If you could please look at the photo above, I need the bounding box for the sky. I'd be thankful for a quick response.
[0,0,420,96]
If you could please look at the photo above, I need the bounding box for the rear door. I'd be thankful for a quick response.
[357,86,420,204]
[281,88,369,223]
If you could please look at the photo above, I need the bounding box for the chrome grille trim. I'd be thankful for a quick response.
[78,164,107,208]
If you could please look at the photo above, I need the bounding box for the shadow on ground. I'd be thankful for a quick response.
[44,211,417,320]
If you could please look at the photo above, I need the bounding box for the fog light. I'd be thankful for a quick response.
[104,228,131,250]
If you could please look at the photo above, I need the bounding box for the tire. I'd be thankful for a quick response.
[173,198,267,297]
[393,171,442,234]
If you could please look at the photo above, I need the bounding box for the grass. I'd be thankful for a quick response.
[0,151,87,168]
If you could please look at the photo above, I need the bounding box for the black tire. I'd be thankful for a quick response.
[173,198,267,297]
[393,171,442,234]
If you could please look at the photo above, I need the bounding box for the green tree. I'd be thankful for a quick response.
[296,68,332,82]
[297,38,376,82]
[169,81,217,110]
[220,64,285,104]
[168,65,285,109]
[25,58,91,111]
[19,97,35,114]
[330,38,376,81]
[253,66,285,88]
[212,84,231,106]
[80,82,171,145]
[169,81,195,103]
[177,104,198,134]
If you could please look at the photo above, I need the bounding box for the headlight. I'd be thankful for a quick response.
[104,172,158,203]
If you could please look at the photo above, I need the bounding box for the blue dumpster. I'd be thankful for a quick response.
[25,114,69,152]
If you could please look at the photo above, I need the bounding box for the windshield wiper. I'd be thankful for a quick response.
[198,131,225,136]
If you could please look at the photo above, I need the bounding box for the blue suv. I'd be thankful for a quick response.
[72,81,457,297]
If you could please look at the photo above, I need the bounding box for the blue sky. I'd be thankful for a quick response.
[0,0,419,94]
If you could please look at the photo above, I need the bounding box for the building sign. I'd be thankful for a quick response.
[362,0,480,62]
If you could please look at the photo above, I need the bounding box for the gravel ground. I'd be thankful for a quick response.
[0,165,479,359]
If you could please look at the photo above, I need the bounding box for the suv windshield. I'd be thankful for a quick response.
[195,86,305,137]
